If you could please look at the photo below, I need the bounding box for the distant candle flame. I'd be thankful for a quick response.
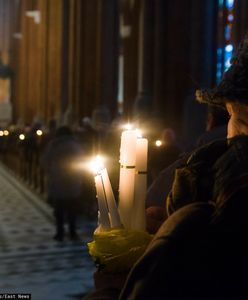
[0,131,3,137]
[155,140,162,147]
[19,134,25,140]
[90,155,105,174]
[36,129,43,136]
[3,130,9,136]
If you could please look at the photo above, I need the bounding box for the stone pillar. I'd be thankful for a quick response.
[95,0,119,119]
[152,0,167,119]
[133,0,154,120]
[121,0,140,119]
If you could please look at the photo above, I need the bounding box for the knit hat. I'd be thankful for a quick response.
[196,35,248,106]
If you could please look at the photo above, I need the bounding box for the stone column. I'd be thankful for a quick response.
[95,0,119,119]
[133,0,154,120]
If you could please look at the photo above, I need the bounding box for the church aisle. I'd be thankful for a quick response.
[0,163,96,300]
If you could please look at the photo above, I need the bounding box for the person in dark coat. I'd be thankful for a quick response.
[41,126,83,241]
[84,34,248,299]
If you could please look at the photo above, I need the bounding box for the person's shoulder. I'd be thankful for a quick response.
[154,202,215,243]
[196,125,227,147]
[187,138,227,165]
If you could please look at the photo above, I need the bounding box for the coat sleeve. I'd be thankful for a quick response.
[119,202,214,300]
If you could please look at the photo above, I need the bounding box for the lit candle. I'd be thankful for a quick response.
[36,129,43,136]
[91,157,111,230]
[94,174,111,230]
[133,137,148,230]
[118,125,137,228]
[155,140,162,147]
[19,134,25,140]
[101,168,122,228]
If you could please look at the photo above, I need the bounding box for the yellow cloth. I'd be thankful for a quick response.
[88,228,153,272]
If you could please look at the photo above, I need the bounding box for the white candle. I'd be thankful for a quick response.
[120,129,137,166]
[94,174,111,229]
[101,168,122,228]
[118,128,137,228]
[133,137,148,230]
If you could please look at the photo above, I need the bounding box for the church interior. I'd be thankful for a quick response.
[0,0,248,299]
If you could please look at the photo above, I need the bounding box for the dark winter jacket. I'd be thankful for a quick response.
[120,135,248,299]
[86,136,248,299]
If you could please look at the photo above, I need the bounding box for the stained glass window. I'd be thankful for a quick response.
[216,0,235,83]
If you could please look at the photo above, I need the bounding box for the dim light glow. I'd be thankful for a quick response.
[155,140,162,147]
[0,131,3,137]
[19,134,25,140]
[3,130,9,136]
[36,129,43,136]
[90,155,105,174]
[227,14,234,22]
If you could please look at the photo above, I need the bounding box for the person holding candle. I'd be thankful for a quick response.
[85,35,248,300]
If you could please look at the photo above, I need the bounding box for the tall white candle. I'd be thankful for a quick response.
[118,128,137,228]
[94,174,111,229]
[133,137,148,230]
[101,168,122,228]
[120,129,137,166]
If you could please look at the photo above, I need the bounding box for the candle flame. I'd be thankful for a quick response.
[90,155,105,174]
[36,129,43,136]
[155,140,162,147]
[19,134,25,140]
[0,131,3,137]
[124,123,133,130]
[3,130,9,136]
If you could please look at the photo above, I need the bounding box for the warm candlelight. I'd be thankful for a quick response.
[133,137,148,230]
[19,134,25,140]
[36,129,43,136]
[101,168,122,228]
[118,126,137,229]
[3,130,9,136]
[94,174,111,230]
[91,156,111,229]
[91,156,121,229]
[118,125,148,230]
[155,140,162,147]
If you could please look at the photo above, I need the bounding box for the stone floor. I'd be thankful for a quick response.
[0,163,97,300]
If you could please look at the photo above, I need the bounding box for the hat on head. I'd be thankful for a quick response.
[196,34,248,106]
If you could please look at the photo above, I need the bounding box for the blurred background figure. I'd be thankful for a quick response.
[196,105,229,147]
[41,126,84,242]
